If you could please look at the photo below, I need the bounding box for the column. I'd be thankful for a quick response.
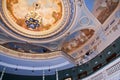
[56,69,59,80]
[43,70,45,80]
[0,67,6,80]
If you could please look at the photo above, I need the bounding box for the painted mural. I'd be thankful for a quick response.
[1,0,75,42]
[1,42,51,53]
[6,0,62,31]
[61,29,95,54]
[85,0,119,23]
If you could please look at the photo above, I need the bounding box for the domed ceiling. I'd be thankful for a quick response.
[0,0,119,76]
[1,0,75,42]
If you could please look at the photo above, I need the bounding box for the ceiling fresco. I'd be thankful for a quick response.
[1,0,75,41]
[85,0,119,23]
[61,29,95,54]
[6,0,62,31]
[1,42,51,53]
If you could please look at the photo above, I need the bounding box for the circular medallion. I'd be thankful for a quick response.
[0,0,76,43]
[80,16,90,26]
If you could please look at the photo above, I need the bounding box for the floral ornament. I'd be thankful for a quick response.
[25,11,42,29]
[25,18,40,29]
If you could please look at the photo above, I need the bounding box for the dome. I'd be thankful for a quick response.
[1,0,75,43]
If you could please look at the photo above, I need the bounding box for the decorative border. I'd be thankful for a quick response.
[0,45,63,59]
